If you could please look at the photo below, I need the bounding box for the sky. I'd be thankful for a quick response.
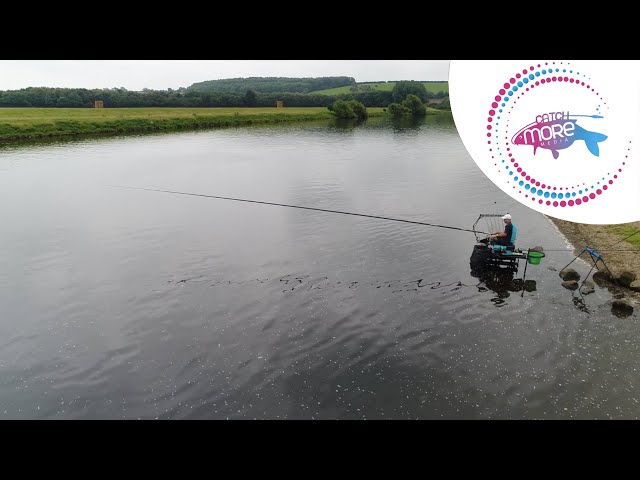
[0,60,451,91]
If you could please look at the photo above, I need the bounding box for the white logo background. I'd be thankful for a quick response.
[449,60,640,224]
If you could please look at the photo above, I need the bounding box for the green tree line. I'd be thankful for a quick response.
[328,81,452,121]
[0,86,449,110]
[187,76,355,94]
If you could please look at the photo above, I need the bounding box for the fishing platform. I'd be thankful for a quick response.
[470,214,545,272]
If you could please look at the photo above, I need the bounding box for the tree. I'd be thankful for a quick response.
[392,81,428,103]
[0,91,31,107]
[402,94,426,115]
[244,89,257,107]
[330,100,356,119]
[328,99,368,120]
[187,76,355,94]
[348,99,368,120]
[388,102,410,117]
[56,91,84,107]
[431,97,451,110]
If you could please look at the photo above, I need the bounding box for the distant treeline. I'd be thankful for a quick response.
[0,87,449,109]
[187,76,355,94]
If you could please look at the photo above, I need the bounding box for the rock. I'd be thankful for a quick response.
[580,281,595,295]
[562,280,579,290]
[610,289,626,299]
[530,246,544,253]
[560,268,580,281]
[629,280,640,292]
[614,271,637,288]
[524,280,537,292]
[547,266,558,272]
[592,270,612,286]
[612,298,634,317]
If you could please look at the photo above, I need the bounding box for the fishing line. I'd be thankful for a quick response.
[109,185,491,235]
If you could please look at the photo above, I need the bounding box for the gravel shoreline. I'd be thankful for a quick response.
[546,215,640,303]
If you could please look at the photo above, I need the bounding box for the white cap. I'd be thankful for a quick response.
[502,214,512,220]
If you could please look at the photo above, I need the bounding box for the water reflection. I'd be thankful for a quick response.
[332,118,365,131]
[386,114,455,133]
[470,264,537,306]
[389,116,425,132]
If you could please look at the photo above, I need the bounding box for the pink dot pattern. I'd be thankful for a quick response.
[483,61,629,208]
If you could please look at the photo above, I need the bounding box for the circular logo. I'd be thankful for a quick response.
[449,60,640,224]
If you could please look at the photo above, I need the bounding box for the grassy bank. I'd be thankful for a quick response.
[0,107,397,141]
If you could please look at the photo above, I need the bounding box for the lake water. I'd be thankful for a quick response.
[1,115,638,419]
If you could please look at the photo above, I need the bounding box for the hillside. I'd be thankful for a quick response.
[310,81,449,96]
[187,77,355,94]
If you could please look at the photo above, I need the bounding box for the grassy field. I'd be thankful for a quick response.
[604,224,640,249]
[0,107,388,141]
[0,107,345,125]
[310,82,449,96]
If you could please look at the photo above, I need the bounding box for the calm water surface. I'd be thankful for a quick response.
[1,115,638,419]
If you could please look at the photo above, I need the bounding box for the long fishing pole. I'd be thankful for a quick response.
[109,185,491,235]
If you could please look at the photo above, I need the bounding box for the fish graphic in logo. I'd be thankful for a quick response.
[511,112,607,159]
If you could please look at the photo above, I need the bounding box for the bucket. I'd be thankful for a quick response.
[527,251,545,265]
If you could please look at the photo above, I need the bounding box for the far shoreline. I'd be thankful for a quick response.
[0,107,451,143]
